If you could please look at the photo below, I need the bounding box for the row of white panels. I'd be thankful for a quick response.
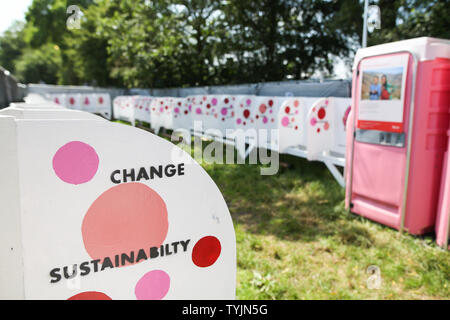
[112,95,351,160]
[45,93,112,120]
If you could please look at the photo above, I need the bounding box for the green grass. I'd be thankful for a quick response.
[199,148,450,300]
[120,122,450,299]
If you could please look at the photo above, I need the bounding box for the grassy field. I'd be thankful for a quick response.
[123,122,450,299]
[197,146,450,300]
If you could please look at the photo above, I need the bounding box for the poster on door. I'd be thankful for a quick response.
[357,53,409,133]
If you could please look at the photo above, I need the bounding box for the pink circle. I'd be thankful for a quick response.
[324,122,330,130]
[196,108,202,115]
[221,108,228,116]
[82,183,168,264]
[135,270,170,300]
[262,116,268,124]
[53,141,99,185]
[281,117,290,127]
[310,118,317,126]
[259,104,267,114]
[188,105,192,111]
[211,98,218,106]
[236,118,242,125]
[174,107,180,114]
[246,99,251,106]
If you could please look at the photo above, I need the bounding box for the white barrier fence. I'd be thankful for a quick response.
[0,101,236,299]
[46,93,112,120]
[46,93,351,186]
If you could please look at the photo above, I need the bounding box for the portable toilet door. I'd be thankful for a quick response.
[345,37,450,235]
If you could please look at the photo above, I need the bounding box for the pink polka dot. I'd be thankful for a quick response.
[281,117,290,127]
[211,98,218,106]
[324,122,330,130]
[246,99,251,106]
[53,141,99,185]
[310,118,317,126]
[259,104,267,114]
[196,108,202,115]
[135,270,170,300]
[236,118,242,125]
[82,183,168,264]
[262,116,268,124]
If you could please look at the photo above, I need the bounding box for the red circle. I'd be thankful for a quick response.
[268,100,273,107]
[207,104,211,109]
[192,236,221,268]
[243,109,250,118]
[318,108,326,120]
[69,97,75,105]
[68,291,111,300]
[224,98,229,104]
[285,106,290,114]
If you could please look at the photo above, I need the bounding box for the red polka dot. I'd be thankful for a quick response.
[68,291,111,300]
[192,236,221,268]
[243,110,250,119]
[285,106,290,114]
[268,100,273,107]
[69,97,75,105]
[318,108,326,120]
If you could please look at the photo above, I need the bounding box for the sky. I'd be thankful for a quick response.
[0,0,33,34]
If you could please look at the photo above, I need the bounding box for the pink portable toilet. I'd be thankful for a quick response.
[345,37,450,235]
[436,128,450,249]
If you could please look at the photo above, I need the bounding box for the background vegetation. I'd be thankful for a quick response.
[0,0,448,88]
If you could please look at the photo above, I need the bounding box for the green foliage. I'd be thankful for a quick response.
[368,0,450,46]
[0,21,27,74]
[15,43,62,84]
[0,0,448,86]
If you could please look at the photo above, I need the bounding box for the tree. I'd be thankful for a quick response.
[368,0,450,46]
[15,43,62,84]
[0,21,27,74]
